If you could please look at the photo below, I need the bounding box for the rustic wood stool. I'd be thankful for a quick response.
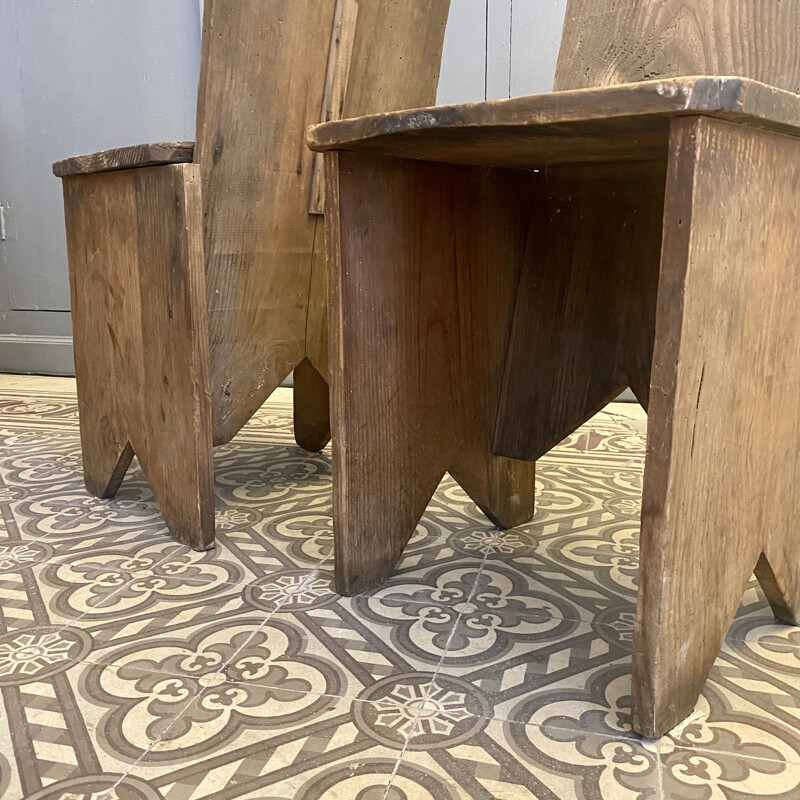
[52,0,451,549]
[310,0,800,737]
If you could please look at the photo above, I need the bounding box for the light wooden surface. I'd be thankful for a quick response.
[62,165,214,550]
[309,0,360,216]
[54,0,452,550]
[53,142,194,177]
[495,161,666,461]
[308,76,800,166]
[196,0,338,446]
[197,0,452,447]
[633,116,800,736]
[555,0,800,94]
[327,151,536,595]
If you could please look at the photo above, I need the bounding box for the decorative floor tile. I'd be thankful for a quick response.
[132,691,416,799]
[395,717,662,800]
[0,378,797,800]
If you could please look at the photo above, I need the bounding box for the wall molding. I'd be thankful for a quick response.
[0,333,74,376]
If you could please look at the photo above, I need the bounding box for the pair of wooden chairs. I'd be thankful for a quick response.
[56,0,799,738]
[53,0,452,549]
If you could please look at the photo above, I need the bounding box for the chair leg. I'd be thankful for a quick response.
[326,152,537,594]
[293,358,331,452]
[632,117,800,737]
[81,440,134,500]
[494,160,667,461]
[62,164,215,551]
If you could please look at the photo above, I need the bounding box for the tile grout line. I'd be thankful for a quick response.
[382,542,497,798]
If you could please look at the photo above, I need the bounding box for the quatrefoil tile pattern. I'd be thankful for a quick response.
[0,376,797,799]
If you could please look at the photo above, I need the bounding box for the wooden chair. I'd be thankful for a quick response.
[309,0,800,737]
[52,0,451,549]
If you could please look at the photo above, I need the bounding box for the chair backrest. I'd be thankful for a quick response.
[193,0,450,442]
[555,0,800,94]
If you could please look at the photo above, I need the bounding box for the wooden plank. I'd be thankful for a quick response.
[293,357,331,452]
[327,151,535,595]
[62,165,214,550]
[633,116,800,736]
[309,0,360,215]
[555,0,800,94]
[308,76,800,167]
[196,0,339,445]
[53,142,194,177]
[196,0,452,446]
[343,0,452,116]
[494,160,666,461]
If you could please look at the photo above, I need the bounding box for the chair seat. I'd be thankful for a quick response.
[308,76,800,168]
[53,141,194,177]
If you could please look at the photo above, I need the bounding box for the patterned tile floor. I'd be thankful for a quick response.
[0,375,798,799]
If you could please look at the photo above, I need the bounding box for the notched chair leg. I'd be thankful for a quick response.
[632,116,800,737]
[63,164,214,551]
[326,151,537,595]
[293,357,331,452]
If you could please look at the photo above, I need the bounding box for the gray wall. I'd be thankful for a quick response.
[0,0,202,373]
[0,0,566,375]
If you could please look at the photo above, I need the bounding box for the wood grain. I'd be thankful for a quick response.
[555,0,800,94]
[308,77,800,167]
[54,0,451,548]
[197,0,452,446]
[633,116,800,736]
[327,151,536,595]
[53,142,194,177]
[197,0,338,445]
[309,0,360,216]
[293,357,331,452]
[343,0,451,117]
[495,161,666,461]
[62,165,214,550]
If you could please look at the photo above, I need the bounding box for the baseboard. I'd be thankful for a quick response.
[0,334,75,376]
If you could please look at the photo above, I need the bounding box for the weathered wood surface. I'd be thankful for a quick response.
[308,77,800,167]
[495,160,666,461]
[198,0,452,447]
[197,0,339,446]
[327,151,536,595]
[54,0,452,550]
[309,0,360,216]
[53,142,194,178]
[633,116,800,736]
[343,0,451,117]
[62,165,214,550]
[293,357,331,453]
[555,0,800,94]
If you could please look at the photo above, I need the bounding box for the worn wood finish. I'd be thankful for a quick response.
[495,161,667,461]
[197,0,339,446]
[62,165,214,550]
[308,76,800,166]
[555,0,800,94]
[327,151,536,595]
[310,0,360,216]
[53,142,194,178]
[633,116,800,736]
[198,0,452,447]
[54,0,453,548]
[317,0,800,741]
[293,357,331,453]
[343,0,451,117]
